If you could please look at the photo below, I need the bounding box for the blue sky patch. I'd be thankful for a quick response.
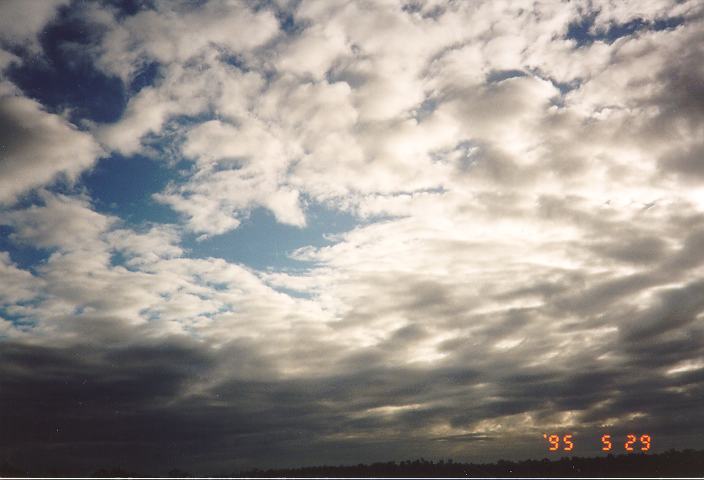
[6,8,126,125]
[567,13,685,47]
[0,226,52,272]
[182,203,358,271]
[80,153,182,226]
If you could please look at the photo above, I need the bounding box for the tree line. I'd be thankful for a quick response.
[1,448,702,477]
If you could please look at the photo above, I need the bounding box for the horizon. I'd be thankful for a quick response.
[1,0,704,476]
[2,447,703,477]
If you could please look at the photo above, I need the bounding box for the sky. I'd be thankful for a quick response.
[1,0,704,475]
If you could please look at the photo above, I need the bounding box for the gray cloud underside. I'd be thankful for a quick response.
[2,329,703,473]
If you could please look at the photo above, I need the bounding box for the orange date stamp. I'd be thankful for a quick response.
[542,433,652,452]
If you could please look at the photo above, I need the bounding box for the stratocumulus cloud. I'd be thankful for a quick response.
[1,0,704,474]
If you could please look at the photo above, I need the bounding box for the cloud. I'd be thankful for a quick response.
[0,0,68,49]
[0,252,42,306]
[0,2,102,205]
[275,22,350,80]
[0,192,327,344]
[90,0,279,82]
[106,225,183,266]
[621,279,704,342]
[153,118,306,234]
[2,0,704,473]
[0,193,113,250]
[0,93,103,205]
[0,339,217,473]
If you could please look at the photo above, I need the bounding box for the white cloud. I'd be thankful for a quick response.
[275,23,350,79]
[106,225,183,266]
[0,252,42,306]
[0,193,113,251]
[91,0,279,81]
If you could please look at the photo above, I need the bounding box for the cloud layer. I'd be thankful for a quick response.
[1,0,704,474]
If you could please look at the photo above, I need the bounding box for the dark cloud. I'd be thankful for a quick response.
[620,279,704,342]
[0,340,212,464]
[2,317,704,475]
[653,33,704,129]
[0,94,101,204]
[589,236,668,265]
[659,142,704,181]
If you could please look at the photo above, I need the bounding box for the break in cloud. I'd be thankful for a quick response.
[1,0,704,474]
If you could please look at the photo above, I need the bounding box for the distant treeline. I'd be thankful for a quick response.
[1,448,703,477]
[240,449,704,478]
